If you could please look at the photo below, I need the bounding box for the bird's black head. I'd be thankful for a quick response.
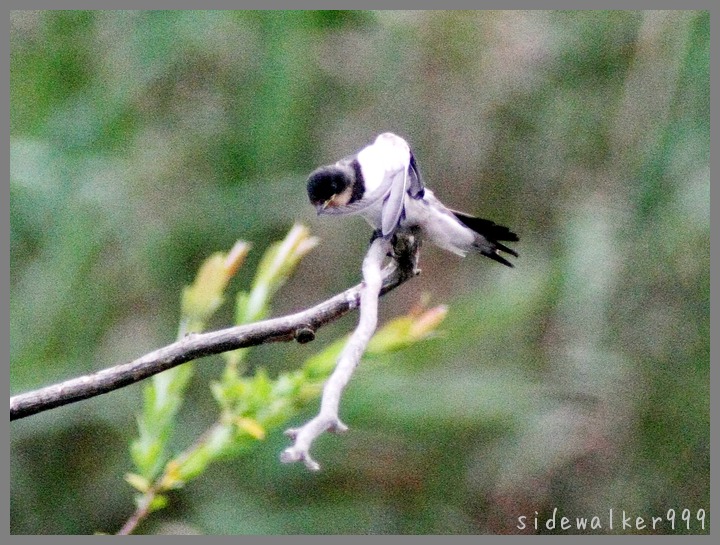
[306,165,353,211]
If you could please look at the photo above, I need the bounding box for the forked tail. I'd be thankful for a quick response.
[452,211,519,267]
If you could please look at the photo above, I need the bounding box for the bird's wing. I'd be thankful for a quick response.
[381,166,408,236]
[408,153,424,198]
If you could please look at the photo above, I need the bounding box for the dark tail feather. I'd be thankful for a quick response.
[451,210,519,267]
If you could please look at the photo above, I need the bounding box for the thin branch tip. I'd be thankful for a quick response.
[280,448,321,471]
[329,419,349,433]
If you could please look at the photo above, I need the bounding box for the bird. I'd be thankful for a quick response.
[306,132,518,267]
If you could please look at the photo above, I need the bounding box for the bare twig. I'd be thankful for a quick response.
[280,233,419,470]
[10,237,420,422]
[116,488,159,536]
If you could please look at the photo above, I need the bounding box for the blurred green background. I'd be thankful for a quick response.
[10,10,709,535]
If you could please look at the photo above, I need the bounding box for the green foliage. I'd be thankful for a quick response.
[124,225,447,530]
[130,241,251,479]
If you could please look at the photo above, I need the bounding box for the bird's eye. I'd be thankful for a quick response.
[330,176,344,193]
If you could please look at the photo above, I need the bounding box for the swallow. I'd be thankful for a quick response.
[306,132,518,266]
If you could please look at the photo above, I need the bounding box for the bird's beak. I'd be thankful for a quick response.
[318,195,336,214]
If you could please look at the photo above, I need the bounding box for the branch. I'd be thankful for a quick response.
[280,233,420,470]
[9,237,420,422]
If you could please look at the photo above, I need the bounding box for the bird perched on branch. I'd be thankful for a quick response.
[306,132,518,266]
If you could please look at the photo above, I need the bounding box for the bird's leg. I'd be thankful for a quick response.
[390,229,422,280]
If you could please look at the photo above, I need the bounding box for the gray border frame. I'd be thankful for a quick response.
[4,2,715,543]
[2,2,9,541]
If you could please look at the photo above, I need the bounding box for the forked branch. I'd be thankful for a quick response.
[10,234,420,422]
[281,232,420,470]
